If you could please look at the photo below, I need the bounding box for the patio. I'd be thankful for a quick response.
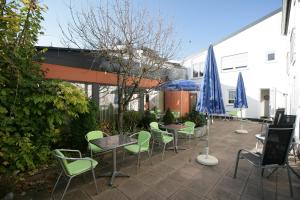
[43,120,300,200]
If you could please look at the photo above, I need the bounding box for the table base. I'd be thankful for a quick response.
[98,171,130,186]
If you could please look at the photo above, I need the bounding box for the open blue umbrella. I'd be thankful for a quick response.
[159,79,200,116]
[196,45,225,166]
[234,72,248,133]
[159,79,200,91]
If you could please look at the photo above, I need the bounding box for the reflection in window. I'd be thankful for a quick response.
[228,90,235,104]
[192,62,204,78]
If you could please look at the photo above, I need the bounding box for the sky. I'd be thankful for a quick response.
[38,0,282,60]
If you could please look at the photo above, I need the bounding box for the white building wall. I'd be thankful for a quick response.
[183,11,289,119]
[283,0,300,143]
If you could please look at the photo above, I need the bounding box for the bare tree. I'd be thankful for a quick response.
[61,0,179,132]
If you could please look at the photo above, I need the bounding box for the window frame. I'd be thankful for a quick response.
[228,90,236,105]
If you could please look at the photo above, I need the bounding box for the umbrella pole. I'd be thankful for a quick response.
[235,108,248,134]
[240,108,243,130]
[196,114,219,165]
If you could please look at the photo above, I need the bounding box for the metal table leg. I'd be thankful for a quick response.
[98,148,130,186]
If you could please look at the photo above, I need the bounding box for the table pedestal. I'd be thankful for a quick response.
[98,148,129,186]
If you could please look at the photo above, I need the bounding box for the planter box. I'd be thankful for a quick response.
[194,126,207,138]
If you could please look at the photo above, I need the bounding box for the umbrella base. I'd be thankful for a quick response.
[196,154,218,166]
[235,129,248,134]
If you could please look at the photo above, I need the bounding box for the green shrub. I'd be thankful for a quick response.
[163,108,175,125]
[123,110,142,132]
[139,110,156,129]
[65,99,99,151]
[184,110,207,127]
[0,0,88,176]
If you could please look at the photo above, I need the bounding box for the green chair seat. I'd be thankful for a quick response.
[51,149,99,199]
[124,144,149,153]
[67,159,98,176]
[123,131,152,169]
[162,135,174,143]
[150,122,175,160]
[89,143,104,153]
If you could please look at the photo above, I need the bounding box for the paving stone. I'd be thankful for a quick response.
[117,178,149,199]
[168,187,203,200]
[93,188,128,200]
[151,177,182,198]
[135,187,167,200]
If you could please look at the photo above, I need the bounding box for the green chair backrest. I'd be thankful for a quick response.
[138,131,151,149]
[86,131,103,141]
[172,111,180,119]
[184,121,196,128]
[53,149,70,175]
[150,122,165,141]
[150,122,159,130]
[229,110,238,117]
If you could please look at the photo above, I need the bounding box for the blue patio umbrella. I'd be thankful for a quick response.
[196,45,225,166]
[159,79,200,91]
[159,79,200,115]
[234,72,248,133]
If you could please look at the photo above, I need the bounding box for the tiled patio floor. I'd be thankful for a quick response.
[45,120,300,199]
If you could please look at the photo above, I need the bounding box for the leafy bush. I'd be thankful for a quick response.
[66,99,99,151]
[184,110,207,127]
[163,108,175,125]
[139,110,156,129]
[123,110,142,132]
[0,1,88,177]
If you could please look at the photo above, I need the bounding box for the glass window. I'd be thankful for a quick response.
[228,90,235,104]
[267,53,275,61]
[221,52,248,72]
[192,62,204,78]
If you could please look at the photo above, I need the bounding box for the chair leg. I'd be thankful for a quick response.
[162,143,166,160]
[148,150,152,165]
[151,139,155,156]
[91,168,99,194]
[137,152,141,169]
[287,166,294,197]
[233,150,242,178]
[61,177,73,200]
[260,168,264,200]
[51,171,63,199]
[123,149,126,161]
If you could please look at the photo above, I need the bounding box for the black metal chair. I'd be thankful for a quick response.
[255,109,285,150]
[234,126,295,197]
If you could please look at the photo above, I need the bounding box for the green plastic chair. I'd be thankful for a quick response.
[123,131,152,169]
[171,111,180,119]
[85,130,109,157]
[150,122,175,160]
[228,110,238,120]
[51,149,99,200]
[178,121,196,147]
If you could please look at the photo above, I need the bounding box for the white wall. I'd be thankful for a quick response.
[283,0,300,143]
[183,11,289,119]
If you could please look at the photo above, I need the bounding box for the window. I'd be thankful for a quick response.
[290,28,296,65]
[228,90,235,104]
[192,62,204,78]
[221,52,248,72]
[267,53,275,61]
[266,52,276,62]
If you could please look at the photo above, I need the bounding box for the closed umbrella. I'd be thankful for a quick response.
[196,45,225,166]
[159,79,200,116]
[234,72,248,134]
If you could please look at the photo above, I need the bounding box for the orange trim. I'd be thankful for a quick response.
[41,63,160,88]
